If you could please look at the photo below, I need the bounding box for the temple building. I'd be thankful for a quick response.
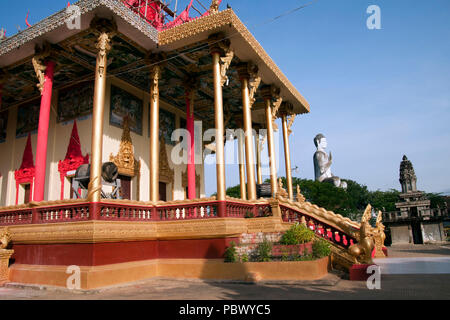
[383,156,448,245]
[0,0,387,288]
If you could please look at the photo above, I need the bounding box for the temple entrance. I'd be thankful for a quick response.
[411,221,423,244]
[119,175,132,200]
[159,182,167,202]
[23,184,31,204]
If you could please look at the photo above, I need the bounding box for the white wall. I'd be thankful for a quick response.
[0,76,205,206]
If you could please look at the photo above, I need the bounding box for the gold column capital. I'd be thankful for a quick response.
[237,62,260,108]
[32,42,53,95]
[209,34,234,87]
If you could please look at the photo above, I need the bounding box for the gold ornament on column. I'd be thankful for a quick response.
[32,42,51,95]
[271,88,283,131]
[248,63,261,107]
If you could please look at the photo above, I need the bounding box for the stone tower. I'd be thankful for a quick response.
[396,155,430,223]
[399,155,417,193]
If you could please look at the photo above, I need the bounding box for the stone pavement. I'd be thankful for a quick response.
[0,244,449,300]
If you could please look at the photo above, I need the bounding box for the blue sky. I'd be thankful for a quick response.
[1,0,449,195]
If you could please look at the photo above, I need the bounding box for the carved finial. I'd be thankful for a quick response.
[210,0,220,14]
[296,185,305,203]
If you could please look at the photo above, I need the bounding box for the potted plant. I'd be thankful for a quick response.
[272,223,315,257]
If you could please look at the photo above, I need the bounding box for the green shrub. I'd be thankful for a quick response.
[241,253,249,263]
[256,238,273,262]
[224,241,238,263]
[280,223,315,245]
[312,238,331,259]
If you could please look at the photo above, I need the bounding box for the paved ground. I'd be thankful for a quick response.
[386,243,450,258]
[0,244,449,300]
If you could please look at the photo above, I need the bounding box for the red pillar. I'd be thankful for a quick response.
[186,90,196,200]
[33,61,55,202]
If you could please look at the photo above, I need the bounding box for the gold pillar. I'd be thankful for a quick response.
[238,71,257,201]
[261,86,280,197]
[255,130,263,185]
[236,120,247,200]
[281,114,294,200]
[149,65,161,202]
[211,51,226,202]
[88,28,112,202]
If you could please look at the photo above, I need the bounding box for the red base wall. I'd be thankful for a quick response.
[11,238,238,267]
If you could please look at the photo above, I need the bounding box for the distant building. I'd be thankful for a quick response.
[383,156,448,245]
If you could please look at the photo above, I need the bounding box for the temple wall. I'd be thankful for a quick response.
[422,222,445,243]
[390,225,412,244]
[0,76,205,207]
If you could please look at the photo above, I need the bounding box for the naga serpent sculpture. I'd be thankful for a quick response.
[348,205,375,265]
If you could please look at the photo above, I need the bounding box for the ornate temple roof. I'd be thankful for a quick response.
[0,0,309,127]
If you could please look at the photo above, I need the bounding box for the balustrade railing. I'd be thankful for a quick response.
[99,203,153,221]
[0,199,275,226]
[0,208,33,225]
[35,203,91,224]
[158,201,219,221]
[280,204,357,249]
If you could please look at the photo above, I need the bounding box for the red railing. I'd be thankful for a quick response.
[99,203,153,221]
[0,208,33,225]
[280,204,357,248]
[158,201,219,221]
[0,200,273,226]
[35,203,91,224]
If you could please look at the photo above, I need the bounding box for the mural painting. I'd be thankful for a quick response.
[16,102,40,138]
[110,85,143,135]
[58,82,94,123]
